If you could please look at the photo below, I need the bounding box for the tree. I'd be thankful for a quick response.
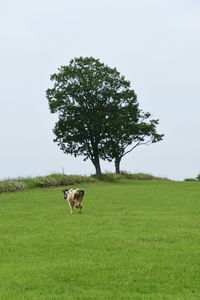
[102,108,163,173]
[46,57,137,175]
[46,56,163,175]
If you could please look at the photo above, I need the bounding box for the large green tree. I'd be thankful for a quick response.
[46,56,163,175]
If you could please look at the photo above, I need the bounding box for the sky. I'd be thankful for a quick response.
[1,0,200,181]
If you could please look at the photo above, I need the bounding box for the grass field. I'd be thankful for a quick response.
[0,181,200,299]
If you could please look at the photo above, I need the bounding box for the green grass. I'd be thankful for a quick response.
[0,181,200,299]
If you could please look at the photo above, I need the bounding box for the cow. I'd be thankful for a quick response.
[62,188,85,214]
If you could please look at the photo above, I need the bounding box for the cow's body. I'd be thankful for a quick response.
[63,189,84,214]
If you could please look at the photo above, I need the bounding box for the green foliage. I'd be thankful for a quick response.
[0,174,93,193]
[46,56,134,174]
[0,181,200,299]
[184,174,200,181]
[92,171,170,182]
[196,173,200,180]
[120,171,170,181]
[46,56,163,175]
[31,174,92,188]
[0,180,27,193]
[0,173,169,193]
[102,109,164,173]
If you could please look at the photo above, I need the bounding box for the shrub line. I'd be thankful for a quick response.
[0,172,170,193]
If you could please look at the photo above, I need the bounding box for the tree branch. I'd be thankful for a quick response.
[122,138,153,158]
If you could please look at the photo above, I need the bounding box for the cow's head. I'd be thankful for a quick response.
[62,189,69,199]
[79,189,84,196]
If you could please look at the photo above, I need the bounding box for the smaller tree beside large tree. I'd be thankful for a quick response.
[102,108,163,173]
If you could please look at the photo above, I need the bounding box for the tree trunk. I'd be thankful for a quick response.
[93,156,102,176]
[115,159,121,174]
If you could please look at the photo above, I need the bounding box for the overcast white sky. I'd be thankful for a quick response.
[1,0,200,181]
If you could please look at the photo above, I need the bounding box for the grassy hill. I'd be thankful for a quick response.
[0,180,200,299]
[0,172,169,193]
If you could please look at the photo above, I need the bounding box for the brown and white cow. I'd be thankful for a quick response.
[62,188,85,214]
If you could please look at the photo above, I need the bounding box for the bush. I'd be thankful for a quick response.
[0,181,27,193]
[121,172,170,181]
[30,174,93,188]
[184,178,196,182]
[196,174,200,181]
[92,171,169,182]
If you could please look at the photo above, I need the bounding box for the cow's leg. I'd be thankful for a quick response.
[78,205,82,214]
[67,199,73,214]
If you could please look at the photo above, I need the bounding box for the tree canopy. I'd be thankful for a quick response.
[46,56,163,175]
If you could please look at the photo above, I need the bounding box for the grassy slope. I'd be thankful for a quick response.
[0,181,200,300]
